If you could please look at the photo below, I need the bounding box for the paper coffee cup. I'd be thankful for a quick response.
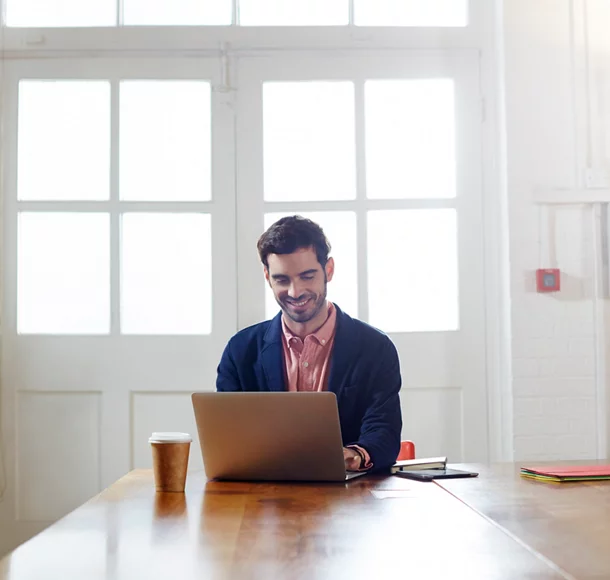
[149,432,192,493]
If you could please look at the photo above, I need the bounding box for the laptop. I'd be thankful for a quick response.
[191,391,368,482]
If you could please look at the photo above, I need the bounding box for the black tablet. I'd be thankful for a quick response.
[393,468,479,482]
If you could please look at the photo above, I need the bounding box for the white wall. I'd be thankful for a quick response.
[504,0,609,460]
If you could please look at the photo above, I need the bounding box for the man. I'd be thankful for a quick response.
[216,215,402,472]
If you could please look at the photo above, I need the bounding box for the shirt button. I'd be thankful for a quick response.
[321,340,326,345]
[303,362,309,368]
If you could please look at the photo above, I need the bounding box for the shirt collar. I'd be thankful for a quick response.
[282,302,337,347]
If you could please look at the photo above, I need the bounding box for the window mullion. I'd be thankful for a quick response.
[110,78,121,334]
[233,0,239,26]
[354,78,368,322]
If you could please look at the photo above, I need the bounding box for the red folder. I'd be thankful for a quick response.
[520,465,610,482]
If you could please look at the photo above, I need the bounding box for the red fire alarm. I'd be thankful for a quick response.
[536,268,560,292]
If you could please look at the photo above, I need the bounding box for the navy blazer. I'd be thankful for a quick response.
[216,304,402,470]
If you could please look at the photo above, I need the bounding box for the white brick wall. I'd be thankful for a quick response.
[504,0,605,460]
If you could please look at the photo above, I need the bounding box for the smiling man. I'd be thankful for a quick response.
[216,215,402,472]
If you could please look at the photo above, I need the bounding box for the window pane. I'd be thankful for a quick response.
[368,209,458,333]
[365,79,456,200]
[240,0,348,25]
[120,82,212,202]
[7,0,115,27]
[123,0,231,25]
[18,213,110,335]
[264,212,357,320]
[264,82,356,201]
[121,214,212,335]
[18,81,110,201]
[355,0,468,26]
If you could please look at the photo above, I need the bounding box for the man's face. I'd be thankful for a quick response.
[265,247,334,324]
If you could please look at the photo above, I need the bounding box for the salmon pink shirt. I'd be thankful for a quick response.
[281,302,372,469]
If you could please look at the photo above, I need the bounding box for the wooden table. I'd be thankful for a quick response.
[439,463,610,580]
[0,467,604,580]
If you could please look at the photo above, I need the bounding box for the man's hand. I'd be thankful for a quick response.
[343,447,363,472]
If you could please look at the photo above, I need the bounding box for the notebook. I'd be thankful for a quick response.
[520,465,610,482]
[391,456,447,474]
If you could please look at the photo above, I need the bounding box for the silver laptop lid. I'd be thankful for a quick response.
[192,392,348,482]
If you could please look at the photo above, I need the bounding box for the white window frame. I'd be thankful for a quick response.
[1,58,237,341]
[0,0,486,54]
[0,57,238,507]
[0,0,513,462]
[235,51,492,462]
[235,52,481,329]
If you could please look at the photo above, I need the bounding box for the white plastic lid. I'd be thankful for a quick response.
[149,432,192,444]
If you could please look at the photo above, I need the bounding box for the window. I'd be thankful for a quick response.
[253,70,461,333]
[15,77,215,335]
[354,0,468,27]
[121,213,212,335]
[18,81,110,201]
[6,0,116,27]
[365,79,456,200]
[18,213,111,334]
[239,0,348,26]
[263,82,356,202]
[123,0,231,25]
[120,81,212,202]
[5,0,468,27]
[367,209,459,332]
[6,0,232,26]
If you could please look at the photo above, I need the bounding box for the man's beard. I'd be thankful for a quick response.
[276,276,328,324]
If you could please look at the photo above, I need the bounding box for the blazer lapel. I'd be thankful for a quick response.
[261,312,285,392]
[328,305,356,398]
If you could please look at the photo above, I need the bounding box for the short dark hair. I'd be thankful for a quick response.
[257,215,331,269]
